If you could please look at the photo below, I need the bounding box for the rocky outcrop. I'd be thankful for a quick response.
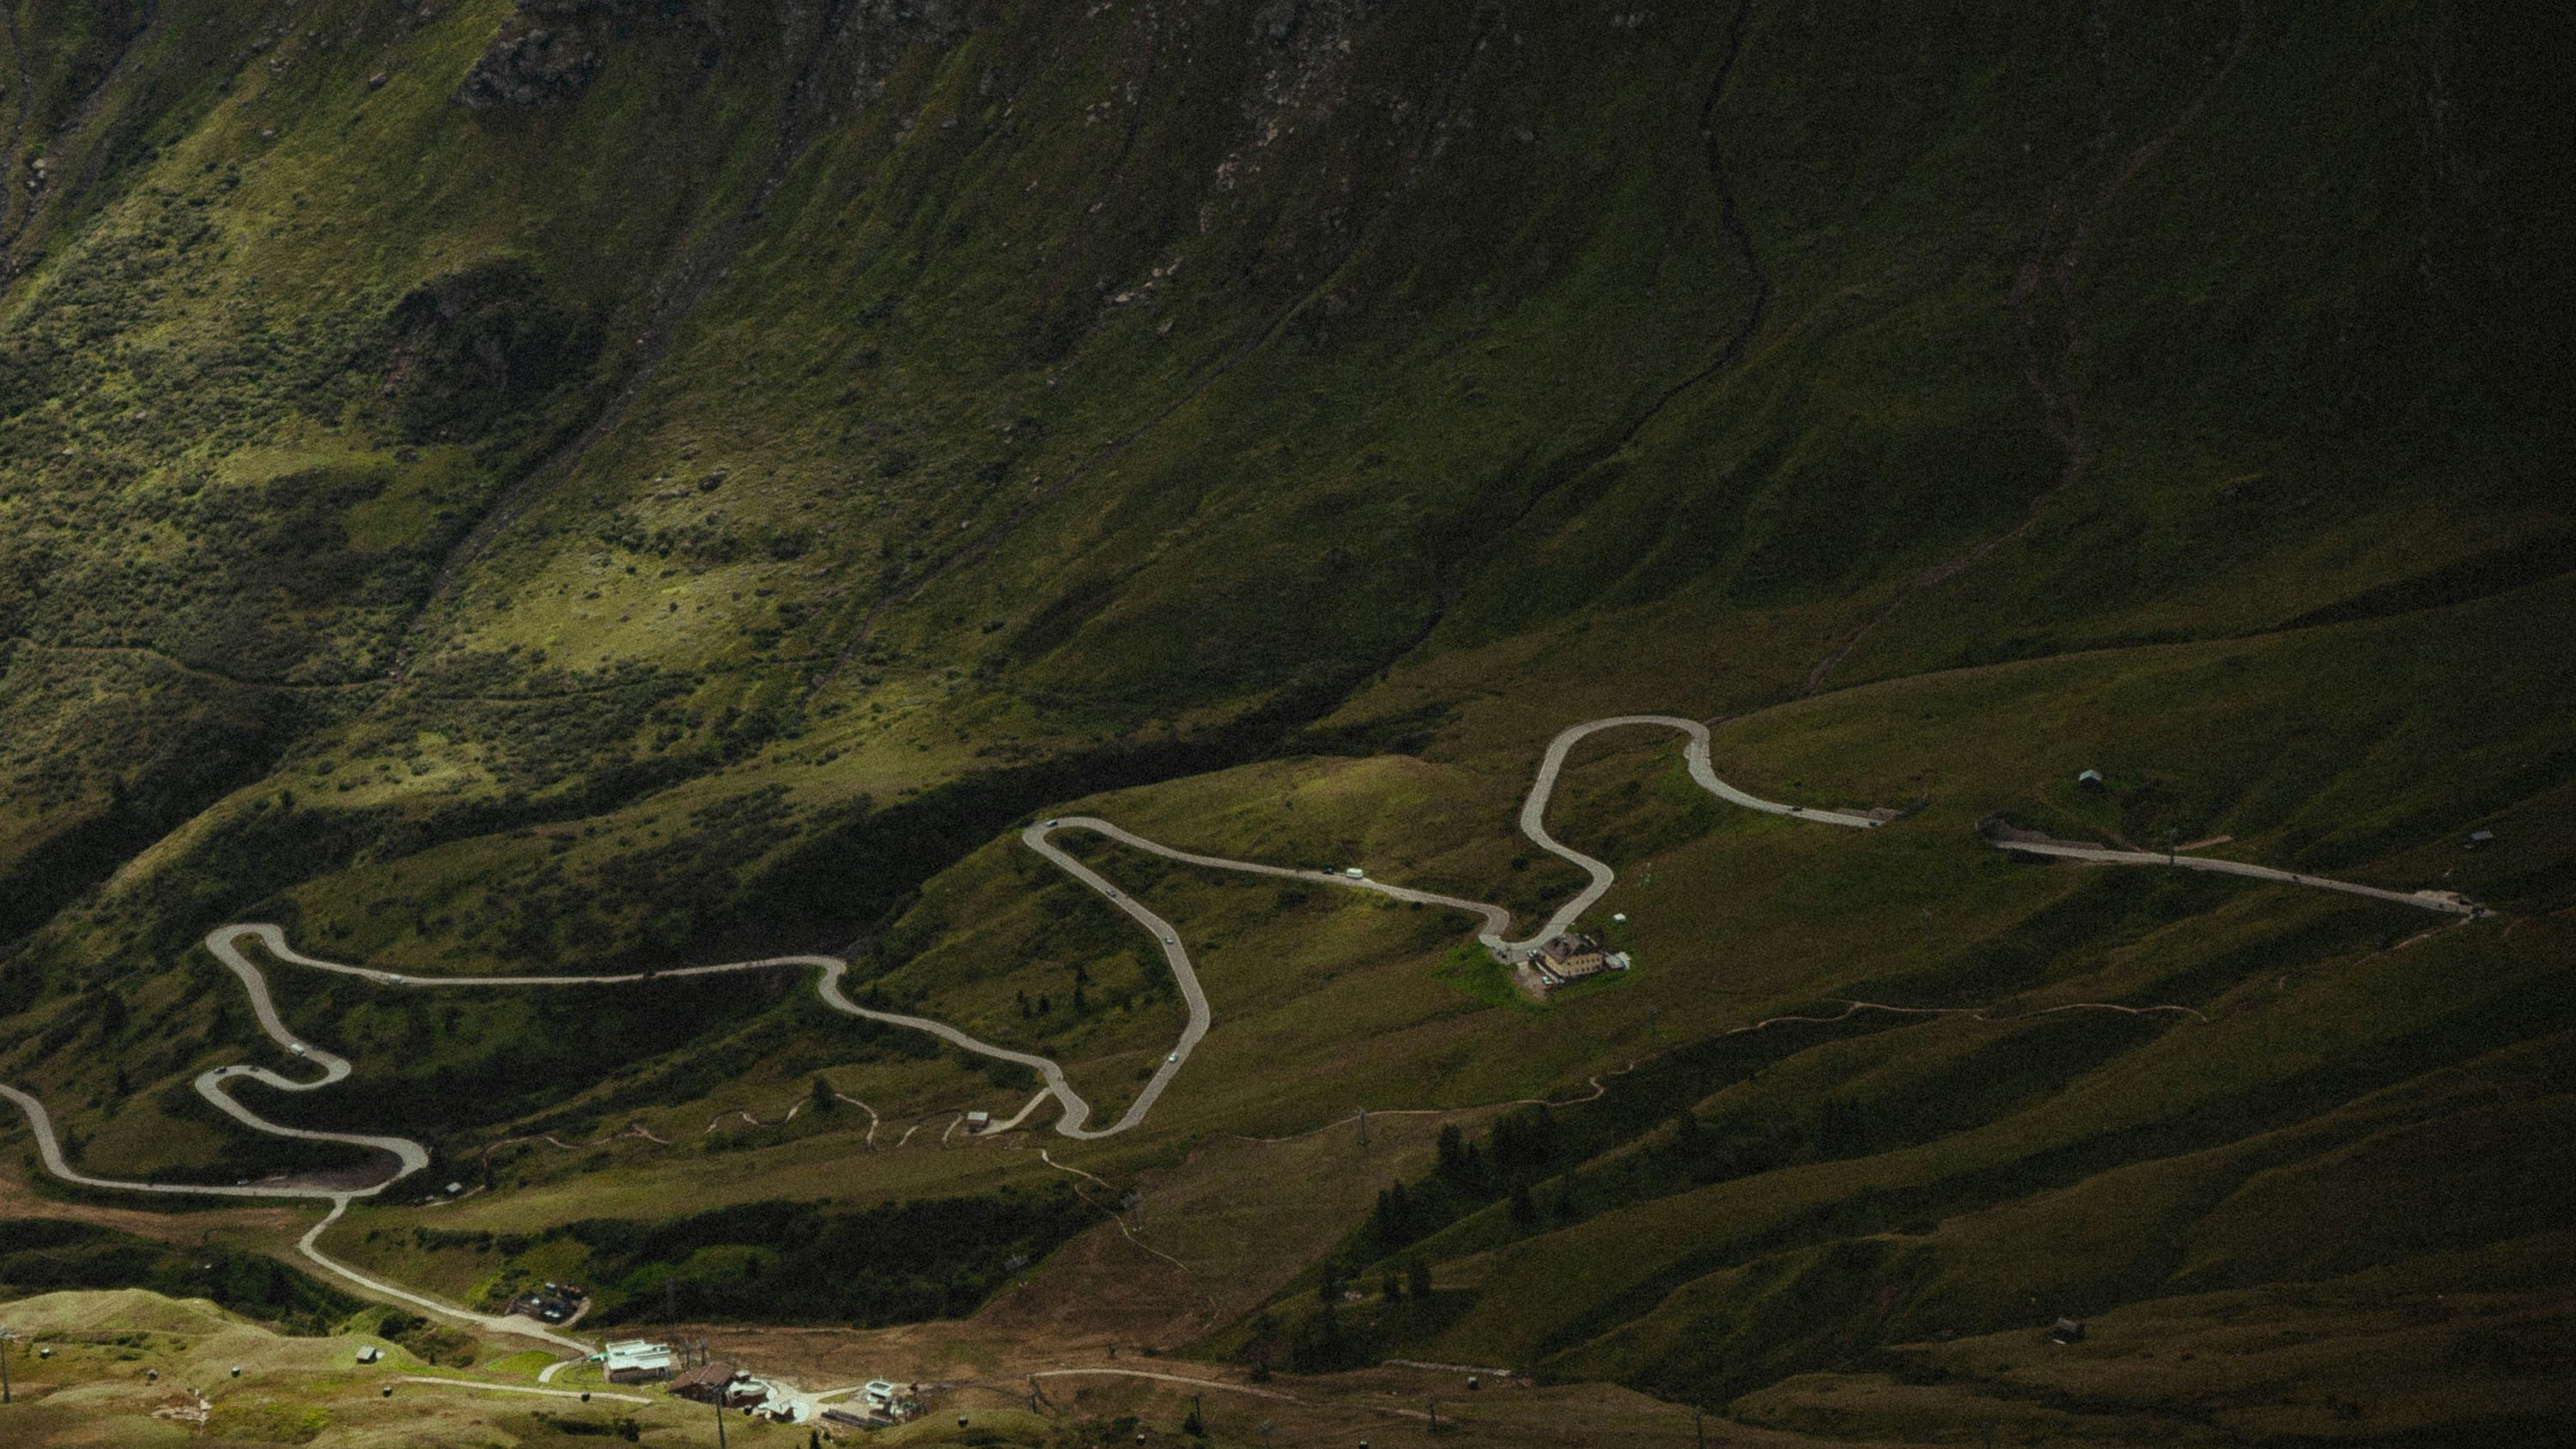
[807,0,975,113]
[455,0,970,115]
[454,1,705,111]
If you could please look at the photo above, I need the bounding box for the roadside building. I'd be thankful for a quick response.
[601,1340,676,1382]
[964,1111,991,1133]
[825,1379,916,1427]
[1534,933,1609,980]
[738,1379,792,1418]
[670,1361,741,1404]
[507,1284,581,1324]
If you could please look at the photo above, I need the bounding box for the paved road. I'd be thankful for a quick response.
[1982,830,2480,916]
[1039,717,1880,963]
[1510,715,1880,951]
[0,714,2479,1349]
[393,1374,651,1404]
[6,715,1873,1326]
[0,1075,594,1355]
[3,719,1876,1197]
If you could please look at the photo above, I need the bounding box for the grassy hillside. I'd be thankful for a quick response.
[1,0,2569,1441]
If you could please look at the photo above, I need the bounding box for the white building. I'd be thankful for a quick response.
[599,1339,676,1381]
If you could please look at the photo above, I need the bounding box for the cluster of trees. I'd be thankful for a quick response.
[1276,1252,1437,1373]
[340,989,776,1139]
[564,1187,1101,1327]
[0,1221,360,1334]
[1364,1108,1568,1257]
[369,1311,475,1367]
[386,257,602,445]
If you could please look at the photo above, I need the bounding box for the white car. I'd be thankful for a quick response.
[289,1044,308,1056]
[1162,934,1176,944]
[1166,1052,1179,1063]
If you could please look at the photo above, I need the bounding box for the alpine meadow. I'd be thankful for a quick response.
[1,3,2570,1446]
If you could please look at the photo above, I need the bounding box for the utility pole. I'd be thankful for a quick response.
[1696,1408,1705,1447]
[1645,1004,1657,1043]
[1357,1106,1370,1148]
[3,1327,15,1403]
[2166,829,2178,866]
[1920,909,1932,952]
[714,1394,727,1449]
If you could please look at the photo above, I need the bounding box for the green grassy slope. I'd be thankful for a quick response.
[0,0,2569,1439]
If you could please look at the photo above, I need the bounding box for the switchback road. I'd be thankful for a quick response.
[1,715,2479,1353]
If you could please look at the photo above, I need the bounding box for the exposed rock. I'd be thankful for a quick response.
[384,257,603,441]
[810,0,975,112]
[456,0,969,118]
[454,1,702,111]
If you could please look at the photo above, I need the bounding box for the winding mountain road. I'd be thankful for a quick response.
[1980,824,2480,916]
[0,1076,592,1355]
[1,714,2480,1350]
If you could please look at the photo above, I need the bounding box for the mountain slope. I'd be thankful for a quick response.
[1,1,2570,1440]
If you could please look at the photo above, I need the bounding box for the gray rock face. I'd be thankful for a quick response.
[454,1,700,111]
[812,0,975,110]
[456,27,604,108]
[455,0,970,114]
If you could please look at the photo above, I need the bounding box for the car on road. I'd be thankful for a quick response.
[1044,819,1058,827]
[1166,1052,1179,1063]
[1162,934,1176,944]
[289,1044,308,1056]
